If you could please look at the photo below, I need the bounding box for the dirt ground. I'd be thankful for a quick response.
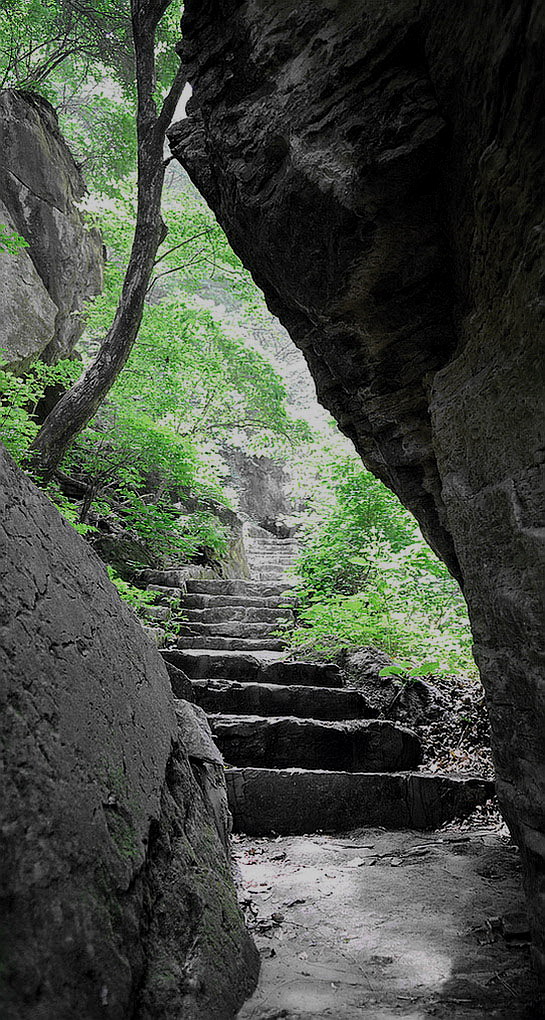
[234,824,545,1019]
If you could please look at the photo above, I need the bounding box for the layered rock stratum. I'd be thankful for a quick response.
[170,0,545,968]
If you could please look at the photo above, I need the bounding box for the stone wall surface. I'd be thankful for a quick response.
[0,90,103,368]
[0,444,258,1018]
[169,0,545,968]
[222,446,292,528]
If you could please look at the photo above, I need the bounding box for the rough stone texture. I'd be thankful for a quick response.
[226,768,495,836]
[186,578,293,598]
[208,714,422,771]
[0,195,58,367]
[163,650,344,687]
[160,591,297,610]
[176,635,286,652]
[190,678,376,720]
[177,619,281,639]
[184,605,294,624]
[164,659,195,701]
[343,645,444,724]
[171,0,545,969]
[222,446,291,527]
[0,90,103,368]
[0,445,258,1019]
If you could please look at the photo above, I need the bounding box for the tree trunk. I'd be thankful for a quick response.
[29,0,183,479]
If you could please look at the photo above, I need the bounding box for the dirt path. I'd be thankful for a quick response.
[235,825,544,1019]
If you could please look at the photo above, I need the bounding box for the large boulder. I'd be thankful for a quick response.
[0,90,103,369]
[0,445,258,1019]
[170,0,545,970]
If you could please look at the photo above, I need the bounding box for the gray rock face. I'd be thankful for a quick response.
[170,1,545,969]
[208,714,422,772]
[222,446,291,528]
[164,650,344,687]
[0,90,103,368]
[190,678,375,720]
[0,446,258,1019]
[226,769,495,836]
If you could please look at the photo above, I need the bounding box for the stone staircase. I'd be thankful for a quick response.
[152,526,493,835]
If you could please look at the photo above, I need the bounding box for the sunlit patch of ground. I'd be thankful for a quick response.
[235,825,544,1019]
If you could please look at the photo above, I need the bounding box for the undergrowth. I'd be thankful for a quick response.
[287,457,475,675]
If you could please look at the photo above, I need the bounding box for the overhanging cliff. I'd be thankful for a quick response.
[170,0,545,968]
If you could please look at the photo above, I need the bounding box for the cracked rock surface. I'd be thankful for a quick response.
[170,0,545,970]
[0,90,103,368]
[0,446,258,1019]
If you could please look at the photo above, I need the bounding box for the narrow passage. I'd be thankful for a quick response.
[150,524,542,1018]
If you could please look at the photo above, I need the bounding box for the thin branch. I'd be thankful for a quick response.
[153,229,213,266]
[146,254,209,296]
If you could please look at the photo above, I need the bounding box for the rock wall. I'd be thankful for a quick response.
[222,446,292,530]
[0,445,258,1018]
[0,90,103,369]
[170,0,545,969]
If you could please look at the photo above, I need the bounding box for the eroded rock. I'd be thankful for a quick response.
[208,714,422,772]
[0,446,258,1019]
[0,90,103,368]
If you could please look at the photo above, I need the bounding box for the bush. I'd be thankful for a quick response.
[289,459,475,673]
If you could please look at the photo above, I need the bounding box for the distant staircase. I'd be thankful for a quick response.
[149,525,493,834]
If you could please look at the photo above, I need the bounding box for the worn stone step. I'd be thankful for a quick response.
[251,569,294,579]
[186,579,294,597]
[208,715,421,771]
[175,592,298,610]
[246,552,296,563]
[183,606,294,625]
[225,768,496,835]
[162,651,344,687]
[246,533,298,543]
[190,679,375,720]
[250,571,295,580]
[176,620,281,639]
[175,636,287,651]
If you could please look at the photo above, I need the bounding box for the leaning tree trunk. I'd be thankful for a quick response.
[29,0,184,480]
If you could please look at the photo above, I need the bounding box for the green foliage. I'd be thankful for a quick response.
[0,2,182,197]
[83,192,311,453]
[0,360,78,459]
[106,566,156,611]
[289,457,474,673]
[293,458,419,599]
[0,223,29,255]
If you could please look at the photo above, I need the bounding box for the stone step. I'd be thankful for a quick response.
[250,568,294,578]
[208,715,421,771]
[186,579,294,598]
[243,524,297,542]
[146,585,185,602]
[190,679,375,720]
[247,555,298,563]
[174,592,298,610]
[162,651,344,687]
[176,620,281,639]
[182,606,295,625]
[246,565,295,575]
[174,636,287,651]
[225,768,496,835]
